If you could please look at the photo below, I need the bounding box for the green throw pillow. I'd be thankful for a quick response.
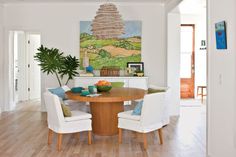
[61,103,72,117]
[111,82,125,88]
[148,88,166,94]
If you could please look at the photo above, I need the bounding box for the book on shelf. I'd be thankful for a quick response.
[79,73,94,77]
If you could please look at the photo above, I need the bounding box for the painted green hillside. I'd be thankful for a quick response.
[80,33,141,70]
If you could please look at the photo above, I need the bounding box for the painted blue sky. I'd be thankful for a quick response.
[80,21,142,38]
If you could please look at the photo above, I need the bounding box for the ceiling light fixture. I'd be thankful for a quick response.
[91,2,125,39]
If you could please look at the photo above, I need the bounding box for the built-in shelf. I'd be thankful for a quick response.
[74,76,149,90]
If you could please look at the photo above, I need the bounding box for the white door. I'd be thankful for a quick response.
[12,31,28,103]
[16,31,28,102]
[27,33,41,100]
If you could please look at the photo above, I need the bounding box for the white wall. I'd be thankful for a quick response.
[2,2,167,111]
[181,13,207,98]
[208,0,236,156]
[0,4,4,113]
[167,12,181,116]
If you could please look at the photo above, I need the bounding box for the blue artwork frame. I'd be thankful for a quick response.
[215,21,227,49]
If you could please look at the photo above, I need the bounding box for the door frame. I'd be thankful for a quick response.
[3,29,41,111]
[180,24,195,98]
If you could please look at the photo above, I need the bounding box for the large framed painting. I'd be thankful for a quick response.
[215,21,227,50]
[80,21,142,70]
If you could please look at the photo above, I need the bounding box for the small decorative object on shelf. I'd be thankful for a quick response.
[79,72,94,77]
[127,62,144,76]
[100,66,120,76]
[83,52,89,68]
[95,80,112,92]
[79,65,95,77]
[135,70,144,77]
[86,66,94,73]
[126,67,134,76]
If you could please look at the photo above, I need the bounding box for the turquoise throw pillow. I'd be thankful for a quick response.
[49,87,65,99]
[132,100,143,115]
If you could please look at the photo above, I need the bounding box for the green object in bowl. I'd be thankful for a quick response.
[71,87,84,93]
[97,86,112,92]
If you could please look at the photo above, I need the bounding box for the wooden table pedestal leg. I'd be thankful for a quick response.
[90,102,124,136]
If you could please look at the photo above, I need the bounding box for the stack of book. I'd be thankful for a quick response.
[79,72,94,77]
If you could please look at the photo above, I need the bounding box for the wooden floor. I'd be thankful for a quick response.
[0,100,206,157]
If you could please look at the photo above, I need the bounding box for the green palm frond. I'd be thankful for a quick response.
[34,45,80,86]
[35,45,64,74]
[59,55,80,85]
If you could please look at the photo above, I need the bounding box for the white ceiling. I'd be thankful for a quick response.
[179,0,206,14]
[0,0,171,4]
[0,0,206,15]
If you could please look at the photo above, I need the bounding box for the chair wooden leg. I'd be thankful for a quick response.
[118,128,122,144]
[57,133,63,151]
[88,131,92,145]
[143,133,148,150]
[48,129,53,145]
[158,128,163,145]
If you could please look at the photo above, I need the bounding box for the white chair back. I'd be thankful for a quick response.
[149,84,169,90]
[44,92,65,129]
[140,92,165,127]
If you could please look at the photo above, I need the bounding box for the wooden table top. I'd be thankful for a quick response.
[66,87,146,102]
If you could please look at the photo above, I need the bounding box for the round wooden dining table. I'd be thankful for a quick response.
[66,87,146,136]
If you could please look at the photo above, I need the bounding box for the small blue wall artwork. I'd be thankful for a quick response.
[215,21,227,49]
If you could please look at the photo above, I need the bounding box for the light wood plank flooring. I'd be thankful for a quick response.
[0,100,206,157]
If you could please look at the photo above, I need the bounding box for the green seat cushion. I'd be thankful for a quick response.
[61,103,72,117]
[148,88,166,94]
[111,82,125,88]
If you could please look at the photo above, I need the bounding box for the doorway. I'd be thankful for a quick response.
[180,24,195,98]
[11,31,41,104]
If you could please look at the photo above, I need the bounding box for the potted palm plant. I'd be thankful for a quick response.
[34,45,80,87]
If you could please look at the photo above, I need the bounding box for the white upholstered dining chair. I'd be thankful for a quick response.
[44,92,92,151]
[148,85,170,126]
[118,92,165,150]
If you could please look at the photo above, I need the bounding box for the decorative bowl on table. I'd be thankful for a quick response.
[97,85,112,92]
[95,80,112,92]
[71,87,84,93]
[80,90,90,96]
